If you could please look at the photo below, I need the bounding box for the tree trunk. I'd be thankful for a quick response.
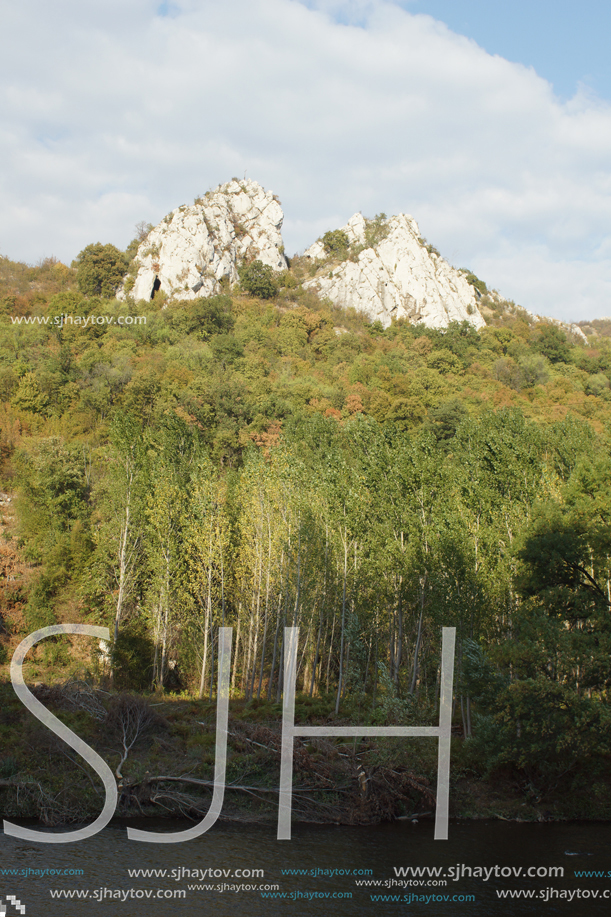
[334,531,349,715]
[409,577,426,695]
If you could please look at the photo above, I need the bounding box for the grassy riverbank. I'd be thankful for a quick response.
[1,680,609,828]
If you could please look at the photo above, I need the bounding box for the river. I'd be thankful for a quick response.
[1,819,610,915]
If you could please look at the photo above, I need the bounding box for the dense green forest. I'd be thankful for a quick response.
[1,246,611,810]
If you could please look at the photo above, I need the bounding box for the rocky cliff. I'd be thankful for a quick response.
[120,181,535,335]
[123,179,287,302]
[302,212,485,330]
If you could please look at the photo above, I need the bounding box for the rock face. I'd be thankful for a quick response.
[125,179,287,302]
[123,181,485,332]
[302,212,485,330]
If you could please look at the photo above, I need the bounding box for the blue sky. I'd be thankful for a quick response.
[1,0,611,322]
[410,1,611,101]
[301,0,611,100]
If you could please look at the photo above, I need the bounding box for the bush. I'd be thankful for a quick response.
[461,269,488,295]
[364,214,389,249]
[23,575,56,632]
[322,230,350,258]
[238,260,278,299]
[518,353,550,387]
[425,399,468,443]
[111,630,155,690]
[74,243,128,299]
[471,677,611,787]
[585,372,611,398]
[387,397,426,430]
[532,325,571,364]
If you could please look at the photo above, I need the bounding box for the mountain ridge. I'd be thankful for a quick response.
[121,179,587,342]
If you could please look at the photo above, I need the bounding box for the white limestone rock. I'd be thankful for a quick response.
[123,179,287,302]
[302,213,485,330]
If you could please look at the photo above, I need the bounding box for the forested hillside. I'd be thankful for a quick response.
[1,249,611,812]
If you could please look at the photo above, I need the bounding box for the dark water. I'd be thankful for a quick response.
[1,819,610,915]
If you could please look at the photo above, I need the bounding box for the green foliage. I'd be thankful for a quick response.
[494,354,550,391]
[425,399,468,443]
[210,333,244,365]
[387,397,426,430]
[518,352,550,387]
[111,629,155,690]
[418,237,440,257]
[74,243,128,299]
[11,372,49,415]
[47,290,86,319]
[471,677,611,788]
[462,640,507,708]
[238,260,278,299]
[124,221,154,263]
[518,514,609,625]
[364,214,389,249]
[23,575,56,632]
[124,240,140,263]
[191,294,235,336]
[14,438,91,575]
[4,247,611,809]
[517,469,611,670]
[322,230,350,258]
[532,324,572,364]
[0,756,19,778]
[585,372,611,398]
[427,349,463,374]
[461,269,488,295]
[0,255,75,300]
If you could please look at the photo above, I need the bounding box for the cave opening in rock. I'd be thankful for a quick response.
[151,277,161,300]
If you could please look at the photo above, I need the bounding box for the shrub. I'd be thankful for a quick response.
[518,353,550,387]
[532,324,571,364]
[461,269,488,295]
[427,349,463,374]
[23,575,56,632]
[11,372,49,415]
[74,243,128,299]
[419,237,440,257]
[238,260,278,299]
[364,214,389,249]
[425,399,468,442]
[322,230,350,258]
[387,397,426,430]
[111,630,155,690]
[585,372,611,398]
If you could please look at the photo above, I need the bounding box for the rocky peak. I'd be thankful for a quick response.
[302,212,485,330]
[123,179,287,302]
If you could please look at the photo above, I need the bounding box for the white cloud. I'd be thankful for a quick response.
[1,0,611,321]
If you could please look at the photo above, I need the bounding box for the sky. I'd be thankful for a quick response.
[2,0,611,322]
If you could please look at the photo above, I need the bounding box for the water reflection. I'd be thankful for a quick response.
[1,819,610,915]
